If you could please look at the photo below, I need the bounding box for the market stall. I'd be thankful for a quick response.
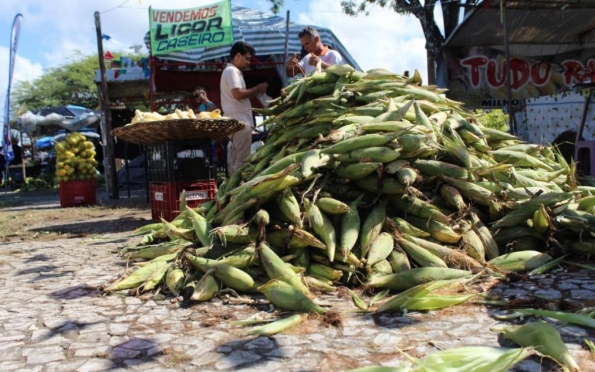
[142,4,361,111]
[96,4,361,201]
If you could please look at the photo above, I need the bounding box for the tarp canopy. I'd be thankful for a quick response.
[143,5,361,71]
[444,0,595,57]
[35,136,54,149]
[16,107,100,135]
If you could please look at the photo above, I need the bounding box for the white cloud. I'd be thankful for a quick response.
[0,46,43,144]
[294,0,429,82]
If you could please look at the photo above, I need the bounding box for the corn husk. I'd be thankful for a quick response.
[496,321,579,372]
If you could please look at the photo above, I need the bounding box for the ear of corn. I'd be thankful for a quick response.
[397,237,448,268]
[218,245,256,268]
[258,279,326,314]
[497,321,579,372]
[303,276,336,292]
[335,162,382,180]
[184,253,258,292]
[141,262,172,291]
[316,197,351,215]
[246,314,307,336]
[388,250,411,273]
[487,251,552,272]
[105,260,170,292]
[389,195,450,224]
[413,346,534,372]
[340,194,363,258]
[360,201,387,258]
[304,198,337,261]
[190,272,219,302]
[165,266,185,297]
[276,188,303,228]
[406,216,461,244]
[517,308,595,328]
[366,232,395,267]
[187,208,213,247]
[307,263,343,282]
[366,267,471,291]
[259,242,310,295]
[127,241,188,260]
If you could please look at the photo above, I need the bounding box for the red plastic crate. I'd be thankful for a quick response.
[59,180,97,208]
[150,180,217,221]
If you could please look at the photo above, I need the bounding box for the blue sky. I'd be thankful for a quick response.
[0,0,431,127]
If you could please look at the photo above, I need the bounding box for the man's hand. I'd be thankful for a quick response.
[255,82,268,94]
[307,54,320,67]
[286,53,300,69]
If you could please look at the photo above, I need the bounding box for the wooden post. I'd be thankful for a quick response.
[502,2,516,135]
[20,129,26,182]
[282,11,290,87]
[149,56,156,112]
[94,11,118,199]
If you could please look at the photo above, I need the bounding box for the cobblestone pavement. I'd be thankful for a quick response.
[2,205,595,371]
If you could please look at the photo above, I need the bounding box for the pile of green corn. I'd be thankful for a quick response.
[106,66,595,360]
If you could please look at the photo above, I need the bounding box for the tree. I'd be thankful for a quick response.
[13,51,101,111]
[267,0,480,84]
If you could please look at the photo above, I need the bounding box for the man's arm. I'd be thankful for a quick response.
[231,83,268,101]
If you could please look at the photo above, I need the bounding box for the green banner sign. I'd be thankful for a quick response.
[149,0,233,56]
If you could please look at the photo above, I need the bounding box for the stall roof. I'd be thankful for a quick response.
[444,0,595,57]
[143,5,361,70]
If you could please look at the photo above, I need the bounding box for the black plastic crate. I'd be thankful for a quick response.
[146,139,214,182]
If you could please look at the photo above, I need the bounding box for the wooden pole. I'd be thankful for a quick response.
[502,2,516,135]
[20,129,26,182]
[282,11,290,87]
[94,11,118,199]
[149,56,156,112]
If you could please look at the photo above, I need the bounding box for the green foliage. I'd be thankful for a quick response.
[268,0,284,14]
[13,51,100,111]
[474,109,509,132]
[12,51,147,112]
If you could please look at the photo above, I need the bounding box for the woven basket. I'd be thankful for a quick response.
[112,118,245,146]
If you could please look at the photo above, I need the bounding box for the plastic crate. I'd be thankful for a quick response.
[59,180,97,207]
[149,179,217,221]
[146,139,214,182]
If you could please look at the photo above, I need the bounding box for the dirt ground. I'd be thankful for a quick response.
[0,186,152,242]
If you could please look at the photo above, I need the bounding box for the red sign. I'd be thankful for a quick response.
[445,46,595,108]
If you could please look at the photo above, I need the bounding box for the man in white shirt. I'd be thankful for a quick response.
[220,41,268,174]
[286,27,344,77]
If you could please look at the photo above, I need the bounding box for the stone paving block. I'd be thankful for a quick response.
[44,359,87,372]
[73,345,109,357]
[534,289,562,300]
[26,351,65,364]
[75,358,118,372]
[108,323,129,336]
[190,351,221,367]
[571,289,595,299]
[0,361,22,371]
[214,350,262,369]
[110,347,142,359]
[236,358,284,371]
[75,332,110,344]
[243,337,276,351]
[265,346,302,358]
[117,338,157,350]
[22,345,63,357]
